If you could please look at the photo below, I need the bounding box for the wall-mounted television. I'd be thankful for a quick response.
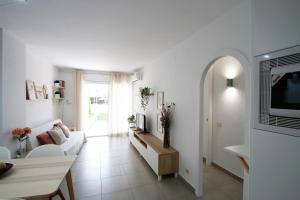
[136,113,146,132]
[270,63,300,118]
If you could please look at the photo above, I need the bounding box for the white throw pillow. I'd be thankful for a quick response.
[60,124,70,138]
[47,126,67,145]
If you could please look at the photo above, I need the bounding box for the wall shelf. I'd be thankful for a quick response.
[53,80,65,101]
[26,99,49,102]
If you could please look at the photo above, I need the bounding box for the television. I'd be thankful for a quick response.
[270,63,300,118]
[136,113,146,132]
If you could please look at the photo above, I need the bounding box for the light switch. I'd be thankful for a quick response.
[217,122,222,127]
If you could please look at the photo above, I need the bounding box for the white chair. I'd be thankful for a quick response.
[26,144,66,200]
[0,146,11,160]
[25,144,65,158]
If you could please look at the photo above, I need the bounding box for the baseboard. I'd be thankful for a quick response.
[211,162,243,183]
[178,174,195,193]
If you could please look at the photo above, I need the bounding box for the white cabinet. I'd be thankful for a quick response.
[129,128,179,181]
[145,146,159,174]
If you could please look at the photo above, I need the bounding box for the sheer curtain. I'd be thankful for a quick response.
[76,70,86,131]
[108,73,132,136]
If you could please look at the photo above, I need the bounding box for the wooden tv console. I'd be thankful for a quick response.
[129,128,179,181]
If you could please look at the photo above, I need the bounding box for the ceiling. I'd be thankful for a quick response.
[0,0,242,72]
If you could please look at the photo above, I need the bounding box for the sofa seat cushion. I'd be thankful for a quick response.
[60,131,84,155]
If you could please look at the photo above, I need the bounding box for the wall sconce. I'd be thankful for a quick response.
[227,79,234,87]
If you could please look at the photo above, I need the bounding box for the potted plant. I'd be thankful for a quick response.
[139,87,153,110]
[160,103,175,148]
[127,115,136,123]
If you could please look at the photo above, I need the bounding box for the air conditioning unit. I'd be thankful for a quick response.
[131,72,142,82]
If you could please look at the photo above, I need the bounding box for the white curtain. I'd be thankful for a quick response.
[108,73,132,136]
[76,71,85,131]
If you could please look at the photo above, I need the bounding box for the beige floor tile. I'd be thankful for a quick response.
[72,166,101,182]
[101,165,123,178]
[132,184,165,200]
[71,137,242,200]
[125,170,157,187]
[201,189,232,200]
[121,161,150,175]
[101,175,130,194]
[80,194,102,200]
[158,178,193,199]
[74,180,102,199]
[102,189,134,200]
[219,182,243,200]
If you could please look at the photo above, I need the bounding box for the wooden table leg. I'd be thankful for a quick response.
[66,170,75,200]
[57,188,66,200]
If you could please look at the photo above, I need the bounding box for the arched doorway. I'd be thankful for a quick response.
[197,50,251,200]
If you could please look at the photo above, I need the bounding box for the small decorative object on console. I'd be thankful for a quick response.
[128,114,136,128]
[55,91,61,99]
[160,102,175,148]
[128,115,136,123]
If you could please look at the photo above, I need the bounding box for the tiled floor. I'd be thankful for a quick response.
[57,136,242,200]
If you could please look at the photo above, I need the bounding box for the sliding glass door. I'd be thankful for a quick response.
[85,82,109,137]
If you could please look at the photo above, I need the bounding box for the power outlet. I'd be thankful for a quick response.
[217,122,222,127]
[185,168,189,174]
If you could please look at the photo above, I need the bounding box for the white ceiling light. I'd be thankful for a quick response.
[0,0,27,7]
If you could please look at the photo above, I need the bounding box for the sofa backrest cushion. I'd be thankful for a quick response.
[29,121,54,149]
[47,126,67,145]
[36,132,55,145]
[54,122,70,138]
[29,119,64,149]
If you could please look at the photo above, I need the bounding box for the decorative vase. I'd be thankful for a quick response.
[26,137,32,152]
[163,127,170,148]
[16,139,26,158]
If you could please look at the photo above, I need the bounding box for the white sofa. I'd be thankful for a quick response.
[28,119,86,155]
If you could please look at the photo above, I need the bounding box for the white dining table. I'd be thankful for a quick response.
[0,155,76,200]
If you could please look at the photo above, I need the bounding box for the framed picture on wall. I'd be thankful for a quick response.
[157,113,163,134]
[26,80,36,100]
[157,91,164,109]
[35,85,44,99]
[43,84,49,99]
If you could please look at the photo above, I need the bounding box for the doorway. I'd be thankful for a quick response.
[85,82,109,137]
[202,56,246,199]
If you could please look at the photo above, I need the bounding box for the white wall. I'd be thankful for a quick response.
[0,29,59,156]
[0,29,26,156]
[251,0,300,199]
[204,56,245,178]
[133,1,251,195]
[202,68,212,161]
[252,129,300,200]
[25,50,59,127]
[252,0,300,56]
